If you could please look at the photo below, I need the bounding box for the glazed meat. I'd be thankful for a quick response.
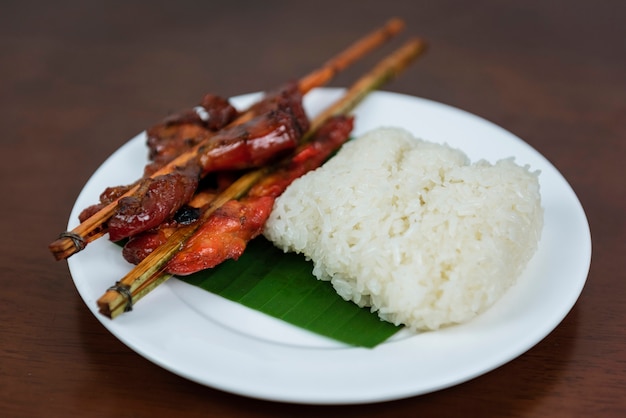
[122,115,354,275]
[106,83,309,241]
[108,161,202,242]
[144,94,239,176]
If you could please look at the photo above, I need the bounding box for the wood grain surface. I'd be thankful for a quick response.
[1,1,624,416]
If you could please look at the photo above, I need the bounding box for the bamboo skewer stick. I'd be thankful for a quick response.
[97,37,428,319]
[48,18,406,261]
[297,17,404,94]
[98,169,269,318]
[303,37,427,142]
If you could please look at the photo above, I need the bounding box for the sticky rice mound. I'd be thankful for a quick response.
[264,127,543,331]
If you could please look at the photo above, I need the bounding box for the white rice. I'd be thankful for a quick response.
[264,127,543,331]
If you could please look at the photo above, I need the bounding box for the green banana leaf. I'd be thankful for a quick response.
[179,237,402,348]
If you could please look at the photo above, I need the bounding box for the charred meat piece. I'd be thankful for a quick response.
[108,161,202,242]
[78,183,137,223]
[144,94,239,176]
[197,81,310,174]
[165,196,275,275]
[121,188,219,264]
[247,82,309,134]
[247,115,354,198]
[198,106,306,174]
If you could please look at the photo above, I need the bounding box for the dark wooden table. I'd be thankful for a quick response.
[2,1,624,416]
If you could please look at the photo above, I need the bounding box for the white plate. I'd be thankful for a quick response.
[67,88,591,404]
